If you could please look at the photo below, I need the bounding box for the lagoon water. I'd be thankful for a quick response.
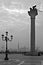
[0,54,42,65]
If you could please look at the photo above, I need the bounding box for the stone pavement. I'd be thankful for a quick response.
[0,54,42,65]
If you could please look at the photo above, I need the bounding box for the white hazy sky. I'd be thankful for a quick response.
[0,0,43,51]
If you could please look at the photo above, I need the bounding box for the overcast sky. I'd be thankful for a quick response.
[0,0,43,51]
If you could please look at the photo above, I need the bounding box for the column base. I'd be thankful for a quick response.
[24,51,38,56]
[4,57,9,60]
[30,51,38,56]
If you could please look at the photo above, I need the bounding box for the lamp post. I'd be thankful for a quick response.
[1,32,13,60]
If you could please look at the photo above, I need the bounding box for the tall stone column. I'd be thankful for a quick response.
[28,5,38,55]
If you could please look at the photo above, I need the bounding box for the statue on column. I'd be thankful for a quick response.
[28,5,38,56]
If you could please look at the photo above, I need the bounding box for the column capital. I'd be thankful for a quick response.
[28,5,38,18]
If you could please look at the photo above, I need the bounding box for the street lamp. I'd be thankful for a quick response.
[1,31,13,60]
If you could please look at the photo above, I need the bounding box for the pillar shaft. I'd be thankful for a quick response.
[31,17,35,52]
